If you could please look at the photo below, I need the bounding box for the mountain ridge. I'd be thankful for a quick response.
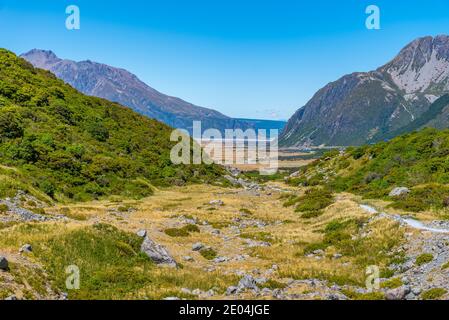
[21,49,285,135]
[280,35,449,147]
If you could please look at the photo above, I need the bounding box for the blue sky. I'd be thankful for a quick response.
[1,0,449,120]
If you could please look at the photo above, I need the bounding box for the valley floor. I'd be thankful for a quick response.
[1,182,449,300]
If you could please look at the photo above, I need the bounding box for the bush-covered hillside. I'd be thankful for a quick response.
[287,128,449,212]
[0,49,224,201]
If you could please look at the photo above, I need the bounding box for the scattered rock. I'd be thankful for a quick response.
[412,287,422,296]
[140,236,177,267]
[238,275,258,291]
[213,256,229,263]
[389,187,410,197]
[261,288,273,295]
[19,244,33,254]
[327,293,348,300]
[4,295,17,300]
[226,286,239,295]
[385,286,411,300]
[209,200,224,206]
[0,256,8,270]
[136,230,147,238]
[163,297,181,300]
[333,253,343,259]
[244,239,271,248]
[204,289,215,297]
[183,256,194,262]
[181,288,191,295]
[192,243,204,251]
[224,175,240,186]
[192,289,202,295]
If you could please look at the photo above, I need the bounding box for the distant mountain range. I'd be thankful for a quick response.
[280,35,449,147]
[22,49,285,136]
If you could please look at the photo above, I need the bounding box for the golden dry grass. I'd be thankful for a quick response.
[0,183,407,299]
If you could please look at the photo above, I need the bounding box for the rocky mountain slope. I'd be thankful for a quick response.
[281,35,449,147]
[0,49,224,202]
[21,49,285,135]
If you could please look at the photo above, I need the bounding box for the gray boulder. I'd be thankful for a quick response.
[389,187,410,197]
[140,236,176,267]
[238,275,258,291]
[226,286,239,295]
[136,230,147,238]
[385,286,411,300]
[0,256,8,270]
[20,244,32,254]
[192,243,204,251]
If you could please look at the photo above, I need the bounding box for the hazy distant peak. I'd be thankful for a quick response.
[21,49,61,68]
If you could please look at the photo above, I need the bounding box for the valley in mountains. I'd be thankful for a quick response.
[1,39,449,301]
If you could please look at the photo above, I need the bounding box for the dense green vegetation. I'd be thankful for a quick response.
[283,188,334,218]
[199,247,218,260]
[415,253,434,266]
[287,128,449,213]
[164,224,200,237]
[0,49,225,202]
[421,288,447,300]
[373,95,449,142]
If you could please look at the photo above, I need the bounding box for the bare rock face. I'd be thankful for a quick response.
[281,35,449,147]
[140,236,177,267]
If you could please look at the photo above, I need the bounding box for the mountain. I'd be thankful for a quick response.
[280,35,449,147]
[0,49,224,202]
[21,49,284,135]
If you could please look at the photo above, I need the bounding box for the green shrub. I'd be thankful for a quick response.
[389,185,449,212]
[260,279,287,290]
[240,232,273,243]
[0,204,8,213]
[199,248,217,260]
[421,288,447,300]
[182,224,200,233]
[290,188,334,217]
[342,289,385,300]
[164,224,200,237]
[302,242,328,255]
[117,206,130,212]
[164,228,190,237]
[415,253,434,266]
[380,278,403,289]
[26,200,37,207]
[239,208,253,215]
